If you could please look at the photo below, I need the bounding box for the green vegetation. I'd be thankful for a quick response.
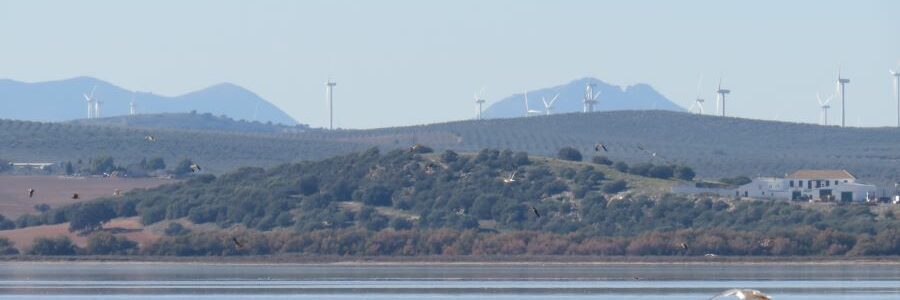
[3,147,897,257]
[86,232,138,255]
[0,238,18,255]
[28,236,78,255]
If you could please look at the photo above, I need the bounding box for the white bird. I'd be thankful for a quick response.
[502,171,517,184]
[709,289,772,300]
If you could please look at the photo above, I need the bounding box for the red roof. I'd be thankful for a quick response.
[786,170,855,179]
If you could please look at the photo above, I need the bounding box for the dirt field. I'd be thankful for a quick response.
[0,217,160,250]
[0,175,175,218]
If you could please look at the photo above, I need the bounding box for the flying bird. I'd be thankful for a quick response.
[594,143,608,152]
[680,242,689,250]
[190,163,202,173]
[71,193,79,199]
[708,289,772,300]
[502,171,517,184]
[28,188,35,198]
[232,237,244,248]
[530,206,541,218]
[144,135,157,142]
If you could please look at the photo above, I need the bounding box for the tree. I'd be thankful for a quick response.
[0,214,14,230]
[28,236,77,255]
[648,165,674,179]
[173,159,195,176]
[0,237,18,255]
[86,232,137,255]
[602,179,628,194]
[69,202,117,233]
[557,147,582,162]
[145,157,166,170]
[64,161,74,175]
[592,156,613,165]
[674,166,696,181]
[0,159,10,173]
[612,161,629,173]
[441,150,459,163]
[164,223,190,236]
[360,185,393,206]
[89,156,116,175]
[299,175,320,196]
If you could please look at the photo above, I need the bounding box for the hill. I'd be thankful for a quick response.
[3,110,900,186]
[0,77,297,125]
[70,112,310,135]
[482,77,685,119]
[3,148,897,257]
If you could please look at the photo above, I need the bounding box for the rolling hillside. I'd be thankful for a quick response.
[0,77,297,125]
[2,110,900,186]
[70,112,310,135]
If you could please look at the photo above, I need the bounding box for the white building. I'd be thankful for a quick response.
[736,170,877,202]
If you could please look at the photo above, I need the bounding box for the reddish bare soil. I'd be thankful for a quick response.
[0,217,159,250]
[0,175,174,218]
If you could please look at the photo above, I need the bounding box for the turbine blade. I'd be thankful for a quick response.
[816,93,823,105]
[549,94,559,106]
[593,90,601,100]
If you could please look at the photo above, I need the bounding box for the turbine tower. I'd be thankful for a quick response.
[474,87,486,120]
[715,78,731,117]
[891,69,900,127]
[817,92,834,126]
[837,69,850,127]
[94,99,102,118]
[690,74,705,114]
[326,79,336,130]
[83,86,97,119]
[583,83,600,112]
[130,93,136,116]
[523,90,542,116]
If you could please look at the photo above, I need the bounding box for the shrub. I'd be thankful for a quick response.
[648,165,674,179]
[164,223,190,236]
[612,161,629,173]
[28,236,77,255]
[0,214,15,230]
[0,237,18,255]
[720,176,752,186]
[592,156,613,165]
[299,175,320,196]
[674,166,696,181]
[34,203,51,213]
[441,150,459,163]
[360,185,393,206]
[69,202,117,233]
[602,179,628,194]
[390,218,413,230]
[86,232,137,255]
[557,147,583,162]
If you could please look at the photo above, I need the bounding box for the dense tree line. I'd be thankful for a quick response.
[4,147,897,256]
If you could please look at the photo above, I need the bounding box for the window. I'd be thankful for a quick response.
[816,180,821,188]
[826,180,830,187]
[790,180,794,187]
[799,180,803,187]
[834,180,839,185]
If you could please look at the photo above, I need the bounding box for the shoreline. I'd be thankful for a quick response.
[2,255,898,265]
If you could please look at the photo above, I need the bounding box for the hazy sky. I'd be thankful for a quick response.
[1,0,898,128]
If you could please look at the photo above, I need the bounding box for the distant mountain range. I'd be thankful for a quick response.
[483,77,684,119]
[0,77,297,125]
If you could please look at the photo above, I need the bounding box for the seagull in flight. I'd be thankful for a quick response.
[709,289,772,300]
[594,143,608,152]
[71,193,80,199]
[144,135,157,142]
[502,171,517,184]
[232,237,244,248]
[28,188,35,198]
[190,163,202,173]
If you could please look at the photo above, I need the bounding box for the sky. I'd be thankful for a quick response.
[0,0,898,129]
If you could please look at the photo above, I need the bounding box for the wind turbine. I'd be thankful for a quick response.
[715,78,731,117]
[326,79,336,130]
[541,94,560,116]
[523,90,542,116]
[689,74,705,114]
[583,83,600,112]
[83,86,96,119]
[837,68,850,127]
[816,92,834,126]
[891,68,900,127]
[474,86,486,120]
[129,92,136,116]
[95,98,103,118]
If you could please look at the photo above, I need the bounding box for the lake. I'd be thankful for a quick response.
[0,261,897,299]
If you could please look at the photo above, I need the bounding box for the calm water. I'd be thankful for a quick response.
[0,261,897,299]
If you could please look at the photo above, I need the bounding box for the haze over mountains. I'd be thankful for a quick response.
[482,77,685,119]
[0,77,297,125]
